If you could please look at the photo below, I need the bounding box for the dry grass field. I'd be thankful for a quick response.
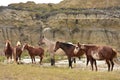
[0,62,120,80]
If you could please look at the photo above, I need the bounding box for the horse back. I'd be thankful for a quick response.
[85,45,116,60]
[96,46,117,59]
[15,46,22,56]
[31,47,44,56]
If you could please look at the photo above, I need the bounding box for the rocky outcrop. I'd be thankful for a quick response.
[0,4,120,52]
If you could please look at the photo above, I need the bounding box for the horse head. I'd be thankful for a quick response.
[77,42,86,50]
[38,36,45,45]
[22,43,28,51]
[54,41,60,52]
[16,41,21,46]
[5,40,11,48]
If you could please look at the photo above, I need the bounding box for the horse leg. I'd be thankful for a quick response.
[106,60,110,71]
[72,58,76,67]
[94,60,97,71]
[19,55,21,63]
[40,56,43,65]
[72,58,76,63]
[15,55,18,64]
[31,56,33,63]
[78,57,81,60]
[110,59,114,71]
[68,57,72,68]
[86,56,90,66]
[86,58,89,66]
[7,56,11,63]
[51,58,55,66]
[10,55,12,63]
[90,59,94,71]
[15,54,19,64]
[50,54,55,66]
[33,56,36,64]
[6,56,9,63]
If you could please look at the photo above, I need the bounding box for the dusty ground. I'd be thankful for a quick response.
[21,58,120,71]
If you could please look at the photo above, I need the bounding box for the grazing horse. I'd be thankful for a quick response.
[77,43,118,71]
[13,41,23,64]
[4,40,14,63]
[22,43,44,64]
[54,41,84,68]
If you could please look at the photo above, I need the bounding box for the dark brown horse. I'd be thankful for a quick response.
[39,36,80,66]
[4,40,14,63]
[13,41,23,64]
[54,41,84,68]
[22,43,44,64]
[77,43,118,71]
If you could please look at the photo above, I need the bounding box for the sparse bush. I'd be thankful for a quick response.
[0,56,5,62]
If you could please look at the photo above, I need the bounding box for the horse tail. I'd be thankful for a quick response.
[113,57,120,65]
[113,49,120,65]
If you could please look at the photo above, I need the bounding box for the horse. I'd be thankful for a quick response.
[4,40,14,63]
[22,43,44,64]
[54,41,84,68]
[77,43,118,71]
[13,41,23,64]
[38,36,56,66]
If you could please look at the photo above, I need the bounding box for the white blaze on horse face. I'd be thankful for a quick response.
[5,42,8,47]
[91,51,101,60]
[16,41,21,46]
[22,45,25,51]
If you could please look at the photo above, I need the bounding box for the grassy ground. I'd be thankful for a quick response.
[0,63,120,80]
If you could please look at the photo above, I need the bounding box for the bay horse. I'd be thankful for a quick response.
[39,36,80,66]
[13,41,23,64]
[77,43,118,71]
[22,43,44,64]
[4,40,14,63]
[54,41,84,68]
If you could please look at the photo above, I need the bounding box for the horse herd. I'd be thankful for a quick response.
[4,40,44,64]
[3,36,120,71]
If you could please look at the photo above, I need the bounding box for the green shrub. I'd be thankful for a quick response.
[0,56,5,62]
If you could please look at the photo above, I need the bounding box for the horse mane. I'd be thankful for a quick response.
[61,42,74,48]
[27,44,35,48]
[44,37,55,44]
[81,43,98,47]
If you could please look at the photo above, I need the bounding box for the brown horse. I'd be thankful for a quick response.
[13,41,23,64]
[4,40,14,63]
[22,43,44,64]
[54,41,84,68]
[77,43,118,71]
[39,36,80,66]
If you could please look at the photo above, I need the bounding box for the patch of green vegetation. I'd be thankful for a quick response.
[0,56,5,62]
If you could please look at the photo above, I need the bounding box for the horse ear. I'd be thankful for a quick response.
[77,42,80,47]
[56,41,59,43]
